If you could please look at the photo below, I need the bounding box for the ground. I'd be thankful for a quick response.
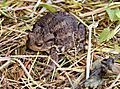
[0,0,120,89]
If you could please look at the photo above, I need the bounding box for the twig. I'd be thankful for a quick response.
[5,6,34,11]
[69,55,86,68]
[70,12,89,28]
[0,77,24,83]
[0,60,11,71]
[86,15,98,79]
[0,34,27,47]
[114,24,120,34]
[22,0,37,2]
[0,57,10,62]
[107,73,120,89]
[10,55,48,58]
[57,67,84,72]
[38,0,52,14]
[3,24,28,35]
[28,52,39,86]
[0,55,48,62]
[15,58,46,89]
[30,0,41,17]
[79,2,120,18]
[50,56,74,89]
[86,24,92,79]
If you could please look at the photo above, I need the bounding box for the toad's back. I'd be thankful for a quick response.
[27,12,85,52]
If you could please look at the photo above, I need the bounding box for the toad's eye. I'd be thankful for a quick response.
[46,38,55,42]
[44,34,55,42]
[46,38,55,47]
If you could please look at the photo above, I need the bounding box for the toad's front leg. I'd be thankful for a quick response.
[44,47,58,76]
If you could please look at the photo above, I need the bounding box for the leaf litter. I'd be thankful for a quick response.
[0,0,120,89]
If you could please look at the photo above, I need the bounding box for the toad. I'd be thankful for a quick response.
[27,11,86,75]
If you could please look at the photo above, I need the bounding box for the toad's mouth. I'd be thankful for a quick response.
[28,43,48,51]
[27,37,55,51]
[28,43,57,52]
[27,33,47,51]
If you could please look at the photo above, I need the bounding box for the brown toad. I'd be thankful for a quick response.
[27,11,86,74]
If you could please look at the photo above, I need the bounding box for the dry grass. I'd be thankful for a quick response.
[0,0,120,89]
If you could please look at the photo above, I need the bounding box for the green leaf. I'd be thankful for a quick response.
[116,11,120,19]
[96,46,120,54]
[98,28,109,42]
[98,28,116,43]
[0,10,10,18]
[2,0,7,7]
[106,8,120,22]
[115,58,120,63]
[40,4,57,12]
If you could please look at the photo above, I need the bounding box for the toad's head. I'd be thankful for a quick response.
[27,26,55,51]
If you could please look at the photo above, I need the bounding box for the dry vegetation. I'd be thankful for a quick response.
[0,0,120,89]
